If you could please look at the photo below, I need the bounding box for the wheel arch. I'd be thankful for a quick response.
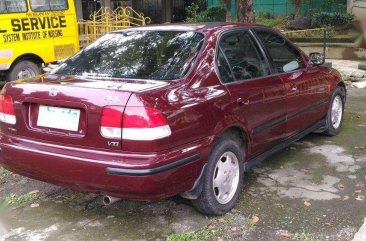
[180,124,250,200]
[10,54,45,69]
[215,125,249,159]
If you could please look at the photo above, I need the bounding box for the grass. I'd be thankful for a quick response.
[3,192,38,205]
[294,231,321,241]
[256,17,286,27]
[167,229,210,241]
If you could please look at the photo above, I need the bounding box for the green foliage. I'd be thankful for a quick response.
[185,3,225,23]
[256,17,286,27]
[206,6,226,22]
[167,229,210,241]
[3,193,38,205]
[312,12,354,27]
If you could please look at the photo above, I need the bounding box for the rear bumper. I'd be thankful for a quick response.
[0,133,209,200]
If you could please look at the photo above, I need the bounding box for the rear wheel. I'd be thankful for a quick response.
[192,137,244,216]
[6,60,40,81]
[324,86,345,136]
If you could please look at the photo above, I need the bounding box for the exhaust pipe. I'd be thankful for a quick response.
[103,196,121,205]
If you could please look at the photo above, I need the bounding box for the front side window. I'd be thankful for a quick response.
[30,0,68,11]
[0,0,27,13]
[256,30,305,73]
[218,30,271,82]
[52,31,204,81]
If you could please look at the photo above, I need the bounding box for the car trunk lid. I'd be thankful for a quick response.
[1,74,168,151]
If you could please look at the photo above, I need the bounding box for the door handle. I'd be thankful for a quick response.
[237,98,250,106]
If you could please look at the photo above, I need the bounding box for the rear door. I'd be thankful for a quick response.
[216,29,286,158]
[254,29,328,138]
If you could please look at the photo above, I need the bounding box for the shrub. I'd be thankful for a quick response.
[205,6,226,22]
[312,12,354,27]
[185,4,225,22]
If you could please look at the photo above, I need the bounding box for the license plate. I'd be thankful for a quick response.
[37,105,80,131]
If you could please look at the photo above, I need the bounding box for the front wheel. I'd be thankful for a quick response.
[6,60,41,81]
[324,86,345,136]
[192,137,244,216]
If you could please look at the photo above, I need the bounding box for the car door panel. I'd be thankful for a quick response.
[216,29,286,158]
[255,29,328,138]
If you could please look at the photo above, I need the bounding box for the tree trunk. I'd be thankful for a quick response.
[237,0,255,23]
[220,0,232,22]
[225,0,232,22]
[294,0,302,18]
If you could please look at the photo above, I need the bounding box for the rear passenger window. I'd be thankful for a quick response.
[256,30,305,73]
[218,30,271,82]
[30,0,68,11]
[0,0,27,13]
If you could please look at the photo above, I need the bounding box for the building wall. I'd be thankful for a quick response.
[208,0,347,18]
[348,0,366,19]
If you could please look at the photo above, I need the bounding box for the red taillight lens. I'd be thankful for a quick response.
[122,106,171,141]
[100,106,171,141]
[0,95,16,125]
[123,107,168,128]
[100,106,123,139]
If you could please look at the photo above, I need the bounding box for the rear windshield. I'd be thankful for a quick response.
[53,31,205,81]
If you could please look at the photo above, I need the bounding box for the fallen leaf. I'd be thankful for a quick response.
[325,222,333,226]
[28,190,39,195]
[355,195,364,201]
[280,230,291,238]
[231,227,237,231]
[30,203,39,208]
[208,224,215,230]
[304,201,311,207]
[217,238,223,241]
[252,215,259,223]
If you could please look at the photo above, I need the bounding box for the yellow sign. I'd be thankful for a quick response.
[0,0,79,80]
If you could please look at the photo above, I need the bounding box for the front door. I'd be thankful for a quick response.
[255,29,328,138]
[216,30,287,158]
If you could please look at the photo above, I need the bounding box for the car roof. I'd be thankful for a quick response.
[112,22,269,34]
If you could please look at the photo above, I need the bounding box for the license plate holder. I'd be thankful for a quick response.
[37,105,80,132]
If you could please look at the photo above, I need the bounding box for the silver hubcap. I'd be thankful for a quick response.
[17,67,37,79]
[213,151,240,204]
[331,95,343,129]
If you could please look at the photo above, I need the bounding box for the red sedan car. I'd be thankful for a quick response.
[0,23,345,215]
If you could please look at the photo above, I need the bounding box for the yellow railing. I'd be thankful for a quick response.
[78,7,151,47]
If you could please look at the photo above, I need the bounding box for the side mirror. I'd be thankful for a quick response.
[309,52,325,66]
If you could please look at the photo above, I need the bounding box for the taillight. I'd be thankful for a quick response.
[0,95,16,125]
[122,107,171,141]
[100,106,171,141]
[100,106,123,139]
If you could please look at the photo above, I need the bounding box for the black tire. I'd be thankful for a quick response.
[6,60,40,82]
[324,86,345,136]
[192,137,244,216]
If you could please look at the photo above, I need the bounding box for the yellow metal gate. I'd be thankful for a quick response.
[78,7,151,47]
